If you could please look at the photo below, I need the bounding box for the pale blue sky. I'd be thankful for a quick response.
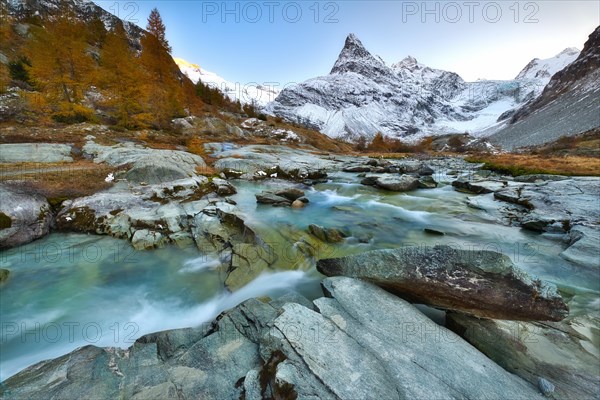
[97,1,599,85]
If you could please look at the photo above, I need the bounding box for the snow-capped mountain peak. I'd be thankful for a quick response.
[266,33,586,142]
[391,56,421,72]
[330,34,391,78]
[515,47,580,81]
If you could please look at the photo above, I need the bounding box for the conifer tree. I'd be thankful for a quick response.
[146,8,171,53]
[26,16,94,104]
[369,132,387,151]
[99,22,145,127]
[140,8,184,127]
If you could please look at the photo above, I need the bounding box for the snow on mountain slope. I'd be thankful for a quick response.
[265,33,581,141]
[490,26,599,150]
[515,48,580,82]
[174,58,279,106]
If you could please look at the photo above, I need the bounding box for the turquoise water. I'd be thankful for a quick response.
[1,172,598,380]
[0,234,320,380]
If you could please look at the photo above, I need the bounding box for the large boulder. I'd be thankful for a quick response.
[259,277,543,399]
[274,187,305,201]
[2,278,544,400]
[374,174,420,191]
[0,184,52,249]
[255,192,292,206]
[447,312,600,400]
[317,245,568,321]
[376,175,420,191]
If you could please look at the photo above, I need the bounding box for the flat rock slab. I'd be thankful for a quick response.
[83,141,206,184]
[317,245,568,321]
[493,177,600,268]
[0,143,73,163]
[494,178,600,230]
[210,144,337,181]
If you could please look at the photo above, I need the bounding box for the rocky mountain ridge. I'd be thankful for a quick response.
[265,33,581,142]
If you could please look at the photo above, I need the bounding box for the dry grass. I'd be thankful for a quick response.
[530,129,600,158]
[0,161,117,201]
[186,137,207,157]
[359,152,413,159]
[195,164,218,177]
[465,154,600,177]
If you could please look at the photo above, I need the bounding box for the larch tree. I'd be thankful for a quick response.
[369,132,387,152]
[99,22,145,128]
[26,16,95,105]
[140,8,184,127]
[146,8,171,53]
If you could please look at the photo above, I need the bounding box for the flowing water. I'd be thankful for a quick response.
[1,171,598,380]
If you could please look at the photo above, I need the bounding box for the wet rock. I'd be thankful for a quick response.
[317,245,568,321]
[418,175,438,189]
[274,188,305,201]
[343,165,372,173]
[3,278,544,400]
[291,199,305,208]
[0,268,9,283]
[493,178,600,268]
[446,312,600,400]
[360,176,379,186]
[417,164,435,176]
[308,224,346,243]
[211,178,237,196]
[307,224,326,241]
[0,184,52,249]
[211,144,336,182]
[561,225,600,268]
[424,227,445,235]
[538,378,555,397]
[0,143,73,163]
[261,277,543,400]
[374,175,420,192]
[452,178,510,194]
[131,229,166,250]
[255,192,292,206]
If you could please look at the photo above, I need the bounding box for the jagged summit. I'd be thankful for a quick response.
[392,56,420,71]
[330,33,390,77]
